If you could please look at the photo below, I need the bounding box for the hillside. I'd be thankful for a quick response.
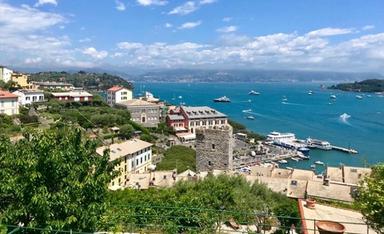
[132,69,383,83]
[329,79,384,92]
[29,71,133,90]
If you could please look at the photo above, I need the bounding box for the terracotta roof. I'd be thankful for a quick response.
[108,86,124,92]
[0,90,18,99]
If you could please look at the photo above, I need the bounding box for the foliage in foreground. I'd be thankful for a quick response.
[101,175,299,233]
[0,128,115,232]
[228,119,265,142]
[156,145,196,172]
[355,163,384,233]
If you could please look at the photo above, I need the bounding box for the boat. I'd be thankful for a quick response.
[213,96,231,103]
[286,167,293,170]
[297,152,310,160]
[308,90,313,95]
[356,95,363,99]
[242,109,252,113]
[246,115,255,120]
[310,164,316,168]
[278,160,288,164]
[298,147,310,155]
[291,157,301,162]
[178,95,183,99]
[249,90,260,95]
[267,132,296,142]
[330,94,337,99]
[314,160,324,165]
[282,97,288,102]
[306,137,332,150]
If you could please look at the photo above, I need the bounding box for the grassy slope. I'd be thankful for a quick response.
[156,145,196,172]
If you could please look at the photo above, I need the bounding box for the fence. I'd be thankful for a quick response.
[2,205,373,234]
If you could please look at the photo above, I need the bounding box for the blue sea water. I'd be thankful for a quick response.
[136,83,384,170]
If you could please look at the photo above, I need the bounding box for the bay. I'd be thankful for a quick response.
[136,82,384,170]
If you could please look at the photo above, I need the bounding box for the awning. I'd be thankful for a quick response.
[174,127,187,132]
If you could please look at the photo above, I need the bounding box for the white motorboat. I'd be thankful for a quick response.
[278,160,288,164]
[314,160,325,165]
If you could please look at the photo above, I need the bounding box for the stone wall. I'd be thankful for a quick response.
[196,125,233,172]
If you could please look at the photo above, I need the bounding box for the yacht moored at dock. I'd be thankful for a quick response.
[315,160,324,165]
[306,138,332,150]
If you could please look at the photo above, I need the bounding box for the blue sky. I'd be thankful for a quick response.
[1,0,384,72]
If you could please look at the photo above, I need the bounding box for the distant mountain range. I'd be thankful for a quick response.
[21,68,384,85]
[126,69,384,83]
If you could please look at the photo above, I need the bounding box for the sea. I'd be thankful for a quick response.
[135,82,384,171]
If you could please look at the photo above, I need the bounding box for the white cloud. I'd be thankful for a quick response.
[217,25,237,33]
[82,47,108,59]
[136,0,167,6]
[165,23,173,28]
[117,42,143,49]
[111,29,384,72]
[199,0,217,4]
[307,27,354,37]
[25,57,42,64]
[169,1,197,15]
[222,17,232,22]
[79,38,91,43]
[34,0,58,7]
[115,0,126,11]
[362,25,375,31]
[178,21,202,29]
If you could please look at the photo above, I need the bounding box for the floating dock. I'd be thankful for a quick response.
[331,145,358,154]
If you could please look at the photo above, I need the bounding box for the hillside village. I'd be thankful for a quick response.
[0,65,381,233]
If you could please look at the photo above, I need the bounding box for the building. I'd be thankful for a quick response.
[33,81,74,91]
[0,90,19,115]
[12,89,45,105]
[167,106,228,134]
[96,139,153,190]
[51,90,93,102]
[11,73,33,89]
[116,99,160,128]
[0,66,13,83]
[195,125,233,172]
[107,86,133,106]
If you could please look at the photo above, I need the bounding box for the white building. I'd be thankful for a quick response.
[0,90,19,115]
[96,139,153,190]
[13,89,45,105]
[0,66,13,83]
[107,86,133,106]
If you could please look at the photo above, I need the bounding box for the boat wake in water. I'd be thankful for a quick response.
[339,113,351,124]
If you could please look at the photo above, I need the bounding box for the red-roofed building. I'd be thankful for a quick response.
[107,86,132,106]
[0,90,19,115]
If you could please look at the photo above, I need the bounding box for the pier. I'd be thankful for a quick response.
[331,145,358,154]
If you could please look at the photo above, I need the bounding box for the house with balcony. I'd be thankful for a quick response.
[51,90,93,102]
[13,89,45,105]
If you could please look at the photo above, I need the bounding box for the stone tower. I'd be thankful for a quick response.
[195,125,233,172]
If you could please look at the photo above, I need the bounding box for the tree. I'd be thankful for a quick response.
[355,164,384,233]
[119,124,134,139]
[0,127,116,232]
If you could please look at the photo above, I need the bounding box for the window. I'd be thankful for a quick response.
[132,161,134,168]
[136,159,139,165]
[208,161,212,166]
[140,158,143,164]
[212,144,215,149]
[26,97,30,101]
